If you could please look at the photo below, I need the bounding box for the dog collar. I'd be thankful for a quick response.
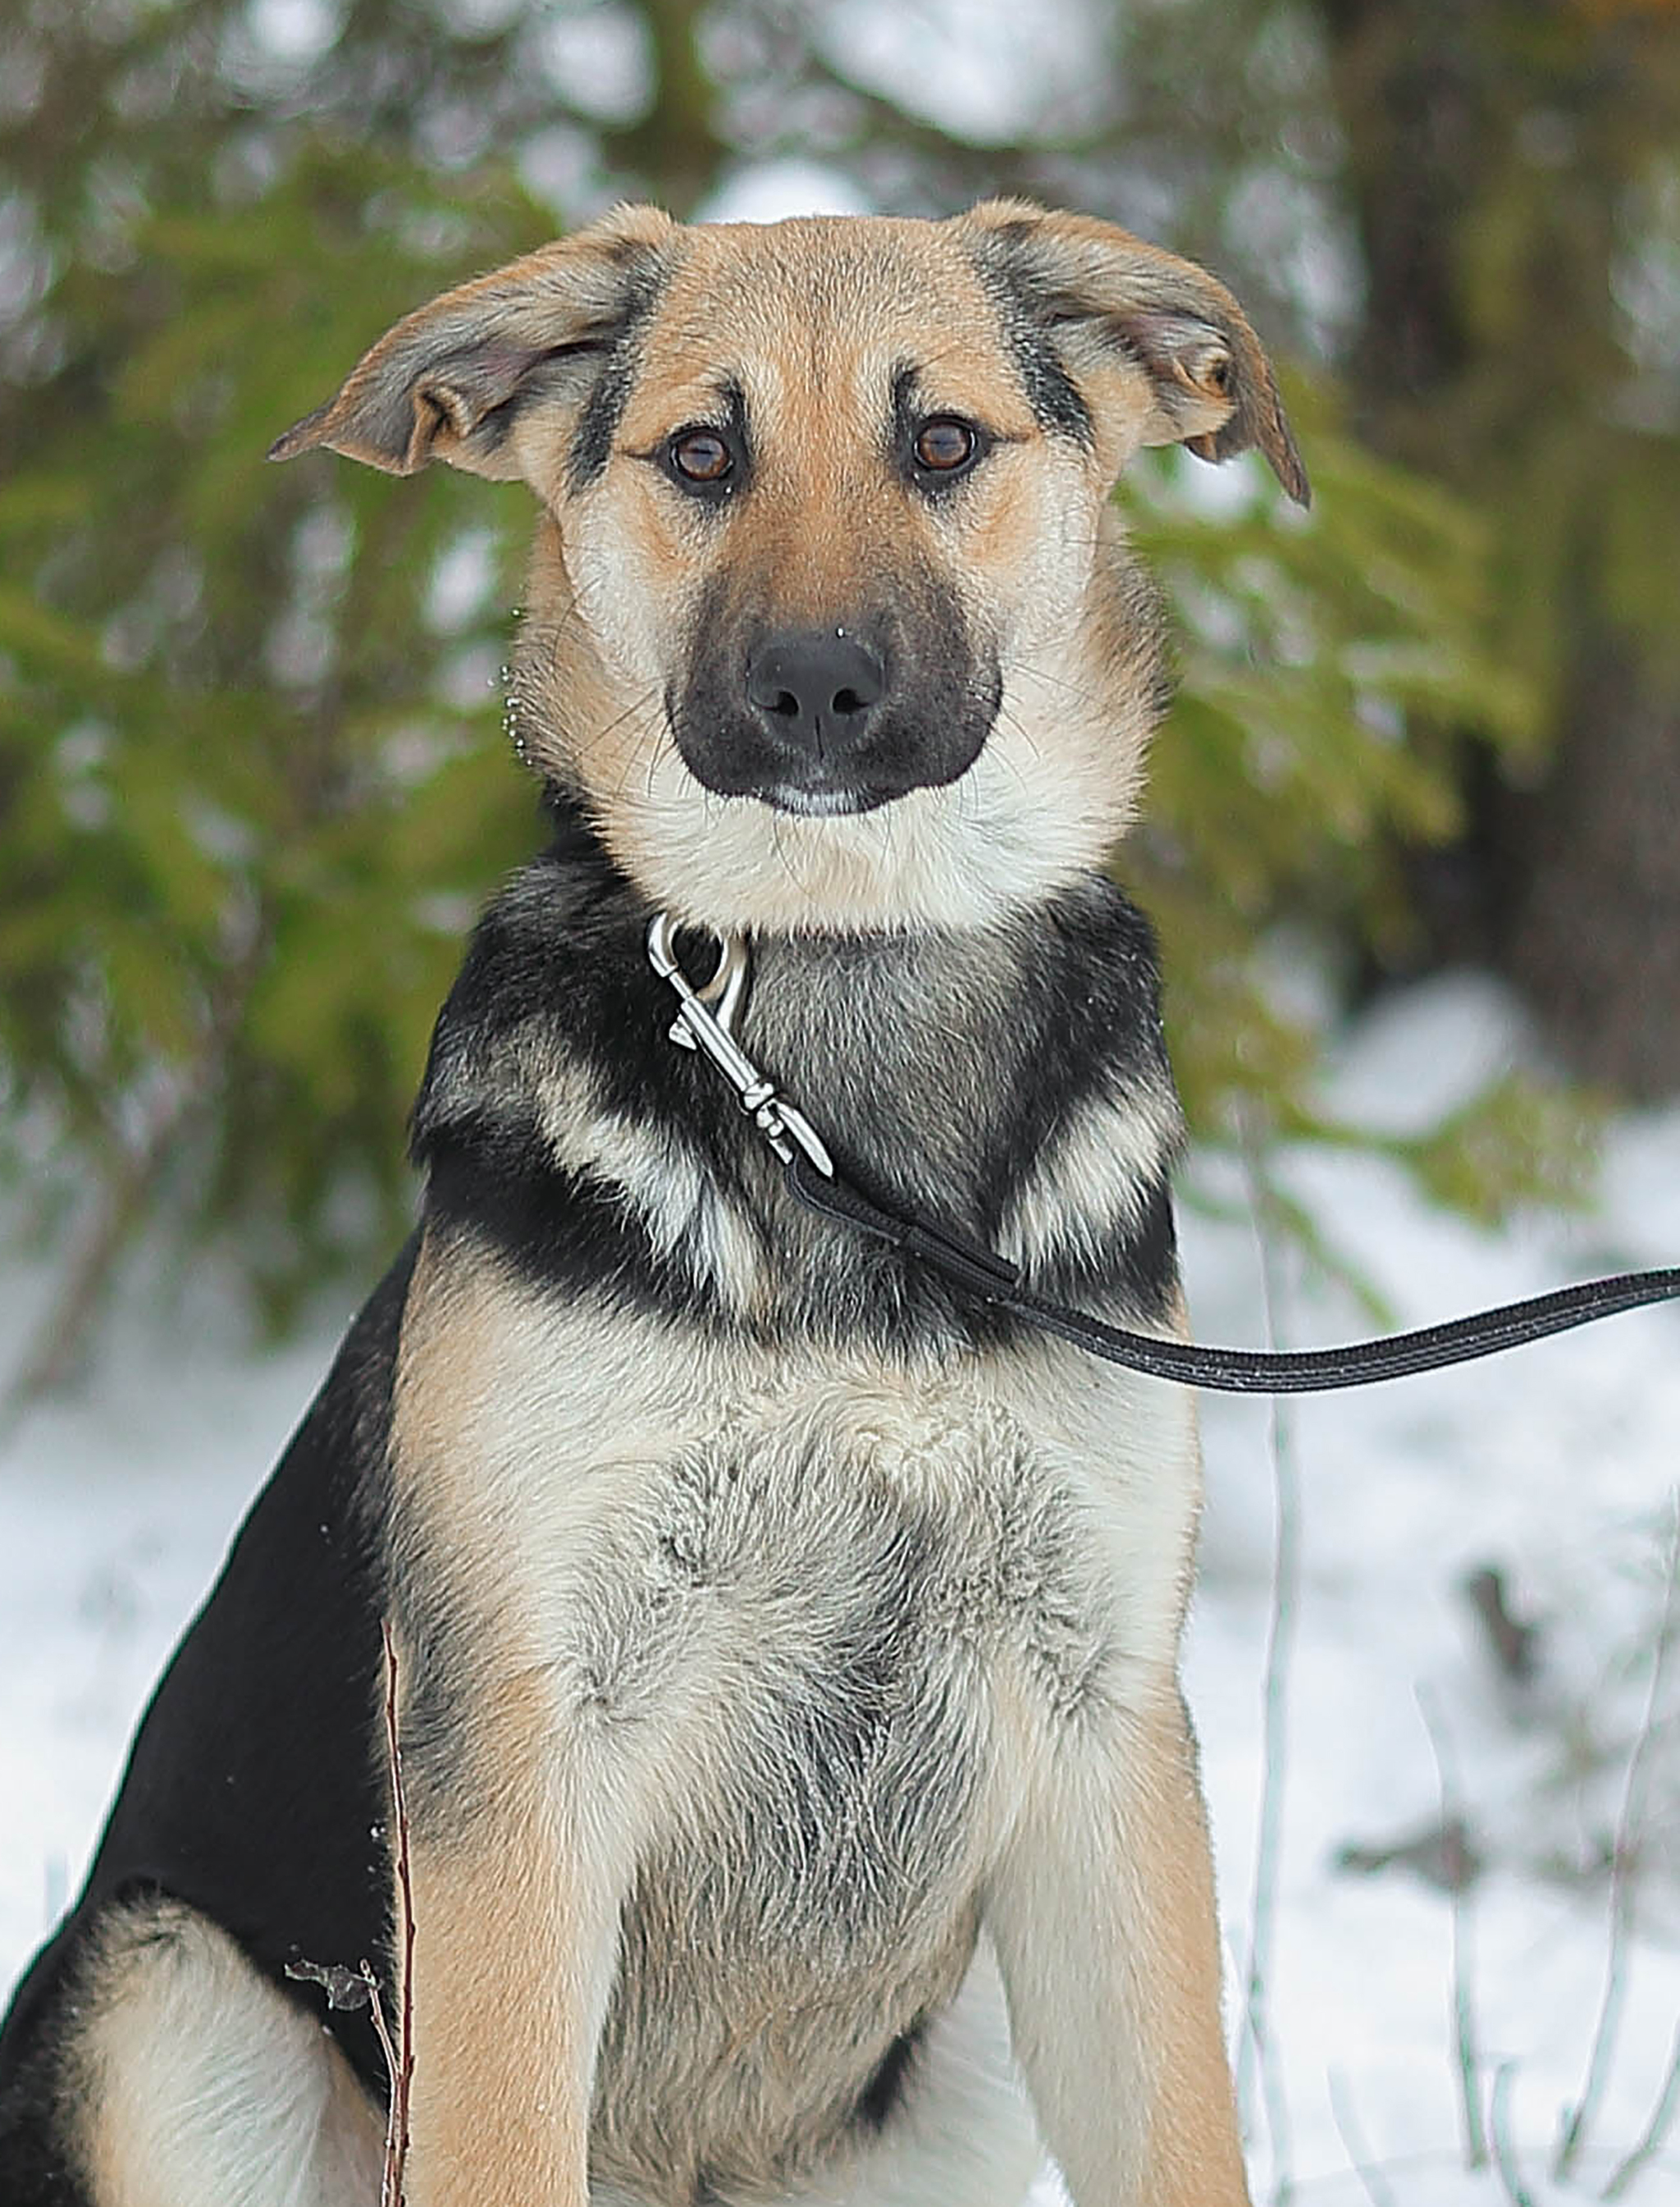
[646,912,833,1177]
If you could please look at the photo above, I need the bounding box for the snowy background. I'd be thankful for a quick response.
[4,31,1679,2193]
[3,970,1676,2206]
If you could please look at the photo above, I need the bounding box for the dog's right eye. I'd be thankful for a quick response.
[666,428,735,488]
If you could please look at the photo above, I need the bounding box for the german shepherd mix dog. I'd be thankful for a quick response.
[0,201,1307,2207]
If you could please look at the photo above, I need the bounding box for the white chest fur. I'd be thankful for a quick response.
[395,1236,1201,1794]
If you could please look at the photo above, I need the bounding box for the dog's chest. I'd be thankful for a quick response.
[396,1255,1196,2188]
[518,1342,1122,2191]
[537,1353,1118,1855]
[402,1263,1197,1821]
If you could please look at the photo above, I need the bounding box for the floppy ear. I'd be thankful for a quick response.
[267,203,676,484]
[960,199,1309,506]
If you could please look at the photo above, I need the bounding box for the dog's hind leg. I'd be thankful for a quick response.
[66,1897,385,2207]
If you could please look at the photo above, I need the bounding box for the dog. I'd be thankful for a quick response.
[0,198,1307,2207]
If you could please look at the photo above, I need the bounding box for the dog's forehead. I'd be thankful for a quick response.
[623,215,1036,438]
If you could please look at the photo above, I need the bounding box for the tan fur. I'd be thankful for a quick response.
[395,1244,619,2207]
[1138,1701,1254,2199]
[537,218,1161,933]
[402,1775,601,2207]
[280,199,1299,942]
[985,1682,1247,2207]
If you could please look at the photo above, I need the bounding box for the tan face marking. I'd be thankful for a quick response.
[573,222,1043,666]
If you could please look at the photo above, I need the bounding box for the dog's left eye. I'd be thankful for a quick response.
[666,427,735,487]
[912,418,979,475]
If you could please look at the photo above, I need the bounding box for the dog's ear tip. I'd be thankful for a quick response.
[1273,435,1312,507]
[267,404,330,464]
[1185,423,1312,506]
[1258,447,1312,507]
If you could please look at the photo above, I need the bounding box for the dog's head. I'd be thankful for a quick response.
[274,200,1305,934]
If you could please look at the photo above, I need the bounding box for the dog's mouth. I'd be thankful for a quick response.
[759,781,889,818]
[671,715,997,818]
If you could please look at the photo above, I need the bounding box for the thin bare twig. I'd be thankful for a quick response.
[0,922,268,1437]
[1326,2066,1402,2207]
[1491,2063,1536,2207]
[1235,1117,1299,2207]
[0,1090,185,1434]
[1556,1497,1680,2181]
[358,1966,402,2150]
[1416,1684,1488,2170]
[380,1620,416,2207]
[1605,2014,1680,2200]
[283,1624,416,2204]
[281,1953,404,2165]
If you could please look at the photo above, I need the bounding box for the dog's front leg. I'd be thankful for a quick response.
[400,1712,625,2207]
[986,1679,1251,2207]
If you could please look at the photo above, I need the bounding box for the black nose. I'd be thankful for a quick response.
[745,630,886,742]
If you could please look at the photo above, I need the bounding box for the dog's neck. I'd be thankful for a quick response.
[410,791,1185,1339]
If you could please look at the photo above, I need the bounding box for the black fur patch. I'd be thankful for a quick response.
[856,2021,925,2131]
[0,1244,417,2141]
[409,793,1180,1346]
[968,232,1094,449]
[567,262,667,491]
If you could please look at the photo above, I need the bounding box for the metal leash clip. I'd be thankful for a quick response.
[646,912,834,1177]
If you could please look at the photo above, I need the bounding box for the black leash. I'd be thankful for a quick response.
[648,916,1680,1396]
[785,1150,1680,1394]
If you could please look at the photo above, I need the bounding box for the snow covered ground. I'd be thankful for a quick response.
[2,973,1676,2205]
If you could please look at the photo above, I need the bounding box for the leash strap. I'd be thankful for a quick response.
[786,1152,1680,1395]
[648,914,1680,1396]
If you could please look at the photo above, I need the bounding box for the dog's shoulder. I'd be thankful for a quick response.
[409,816,760,1319]
[984,874,1185,1305]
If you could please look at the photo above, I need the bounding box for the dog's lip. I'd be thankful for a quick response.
[756,782,891,817]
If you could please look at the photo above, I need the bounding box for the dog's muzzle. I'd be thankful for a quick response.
[672,608,998,815]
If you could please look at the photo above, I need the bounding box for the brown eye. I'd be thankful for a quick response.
[914,417,977,473]
[669,428,733,484]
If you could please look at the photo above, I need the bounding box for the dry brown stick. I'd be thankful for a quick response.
[379,1620,416,2207]
[281,1630,416,2200]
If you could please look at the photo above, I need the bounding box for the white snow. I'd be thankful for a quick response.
[3,972,1678,2205]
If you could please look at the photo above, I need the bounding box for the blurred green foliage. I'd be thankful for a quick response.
[2,144,550,1330]
[2,0,1655,1383]
[1121,377,1540,1120]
